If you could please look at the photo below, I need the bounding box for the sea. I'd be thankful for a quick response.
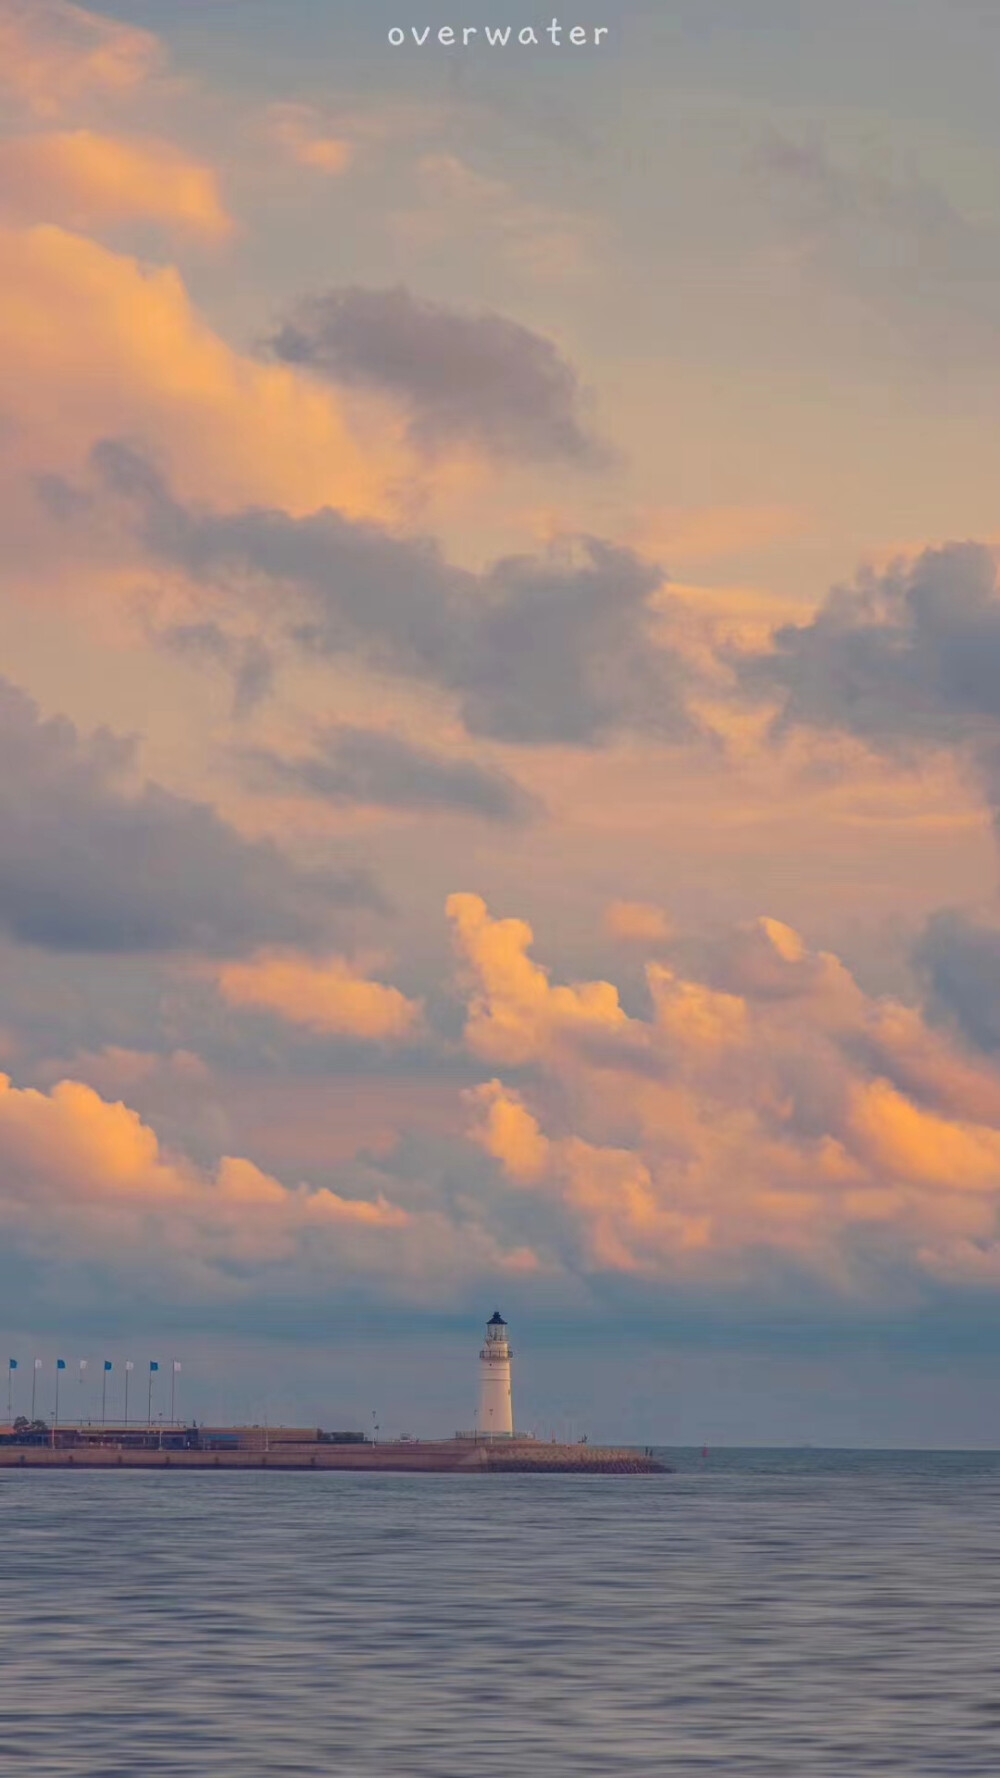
[2,1448,999,1776]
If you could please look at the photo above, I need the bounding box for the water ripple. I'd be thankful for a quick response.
[1,1450,999,1775]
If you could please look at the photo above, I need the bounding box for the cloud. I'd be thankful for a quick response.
[0,675,375,954]
[8,896,1000,1313]
[915,910,1000,1054]
[242,726,536,823]
[37,1045,210,1098]
[647,964,748,1055]
[447,892,627,1066]
[449,541,685,746]
[745,543,1000,747]
[0,225,395,514]
[392,152,599,284]
[268,284,604,463]
[710,916,858,1005]
[455,895,1000,1294]
[466,1077,551,1184]
[849,1076,1000,1194]
[0,1069,540,1307]
[0,131,234,240]
[604,901,673,944]
[0,1070,405,1267]
[751,128,1000,343]
[741,541,1000,843]
[214,953,422,1042]
[264,105,354,176]
[468,1081,702,1275]
[755,129,975,255]
[632,503,804,568]
[94,440,695,746]
[0,1,161,118]
[154,621,275,717]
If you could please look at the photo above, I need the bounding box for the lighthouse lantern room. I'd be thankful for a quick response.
[478,1311,514,1438]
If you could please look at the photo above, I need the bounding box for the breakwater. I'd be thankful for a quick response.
[0,1438,666,1475]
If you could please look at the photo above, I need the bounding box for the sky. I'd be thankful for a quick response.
[5,1,1000,1444]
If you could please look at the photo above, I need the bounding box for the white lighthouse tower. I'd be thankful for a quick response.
[478,1311,514,1438]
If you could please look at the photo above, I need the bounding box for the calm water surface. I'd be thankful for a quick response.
[2,1449,999,1776]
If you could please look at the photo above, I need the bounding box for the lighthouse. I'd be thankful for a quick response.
[478,1311,514,1438]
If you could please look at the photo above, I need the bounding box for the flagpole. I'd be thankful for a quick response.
[54,1363,60,1428]
[31,1359,39,1421]
[6,1360,13,1424]
[124,1362,131,1428]
[101,1364,107,1426]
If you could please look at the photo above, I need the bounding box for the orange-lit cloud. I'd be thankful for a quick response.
[214,952,422,1042]
[468,1080,719,1273]
[456,896,1000,1290]
[0,1074,166,1196]
[0,1071,539,1297]
[468,1077,551,1184]
[6,897,1000,1308]
[0,225,399,513]
[0,1,161,119]
[0,1070,408,1260]
[647,964,748,1052]
[849,1078,1000,1194]
[447,892,627,1065]
[0,131,234,240]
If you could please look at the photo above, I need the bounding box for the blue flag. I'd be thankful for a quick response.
[149,1361,159,1373]
[56,1359,66,1371]
[104,1360,112,1372]
[8,1359,16,1371]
